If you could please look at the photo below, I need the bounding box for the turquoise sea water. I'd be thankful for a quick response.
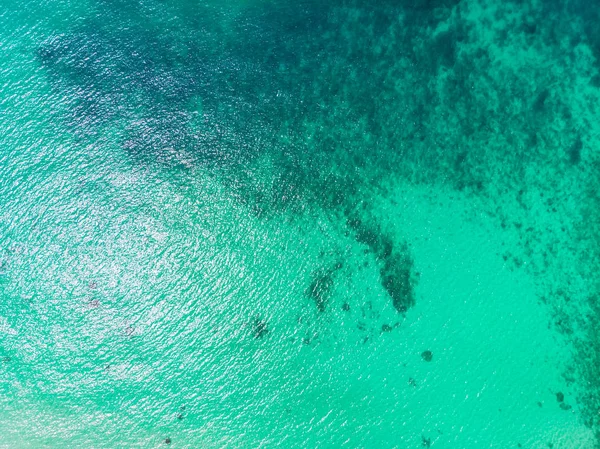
[2,0,600,447]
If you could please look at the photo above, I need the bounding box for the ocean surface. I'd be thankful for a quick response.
[1,0,600,447]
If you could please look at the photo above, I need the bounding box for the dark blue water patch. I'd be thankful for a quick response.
[34,0,472,236]
[36,3,293,164]
[34,0,468,179]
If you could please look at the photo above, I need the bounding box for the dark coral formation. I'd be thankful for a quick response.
[251,317,269,339]
[347,216,417,313]
[381,250,417,314]
[306,268,335,313]
[305,262,343,312]
[381,324,393,333]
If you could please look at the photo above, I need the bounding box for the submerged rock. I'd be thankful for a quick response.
[421,350,433,362]
[422,435,431,447]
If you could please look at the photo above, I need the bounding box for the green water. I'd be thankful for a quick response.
[2,0,600,447]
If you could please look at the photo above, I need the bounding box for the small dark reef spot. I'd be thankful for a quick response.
[251,317,269,339]
[421,350,433,362]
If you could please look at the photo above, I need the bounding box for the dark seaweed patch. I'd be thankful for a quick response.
[305,262,343,312]
[347,216,417,313]
[533,89,550,114]
[307,269,333,312]
[381,250,417,313]
[568,136,582,165]
[421,350,433,362]
[433,29,459,68]
[251,317,269,339]
[422,435,431,447]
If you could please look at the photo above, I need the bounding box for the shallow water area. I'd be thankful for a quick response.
[2,0,600,447]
